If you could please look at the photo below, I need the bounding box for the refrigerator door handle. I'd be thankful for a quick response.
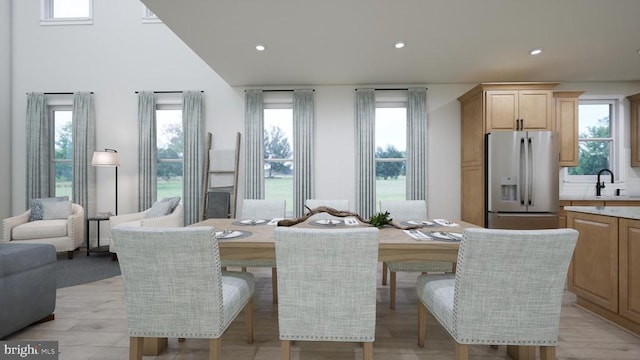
[528,138,533,206]
[520,138,525,205]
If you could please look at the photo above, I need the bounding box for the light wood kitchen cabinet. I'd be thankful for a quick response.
[554,91,584,167]
[458,82,559,226]
[619,218,640,324]
[486,89,555,131]
[629,93,640,166]
[558,200,571,228]
[567,211,619,312]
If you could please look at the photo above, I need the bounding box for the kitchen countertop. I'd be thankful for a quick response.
[565,206,640,220]
[560,195,640,201]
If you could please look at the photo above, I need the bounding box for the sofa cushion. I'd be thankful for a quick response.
[146,200,172,218]
[12,220,68,240]
[161,196,181,213]
[0,243,56,277]
[42,200,72,220]
[29,196,69,221]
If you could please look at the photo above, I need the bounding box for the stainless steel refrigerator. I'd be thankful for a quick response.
[486,131,559,229]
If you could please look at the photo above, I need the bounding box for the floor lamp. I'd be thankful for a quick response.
[92,149,120,215]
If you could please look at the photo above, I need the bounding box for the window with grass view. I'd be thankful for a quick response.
[264,108,293,215]
[375,106,407,206]
[568,100,617,179]
[157,108,183,200]
[52,108,73,198]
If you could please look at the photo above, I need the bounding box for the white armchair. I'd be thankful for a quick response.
[2,203,85,259]
[108,204,183,256]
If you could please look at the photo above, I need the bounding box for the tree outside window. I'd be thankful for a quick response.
[375,107,407,205]
[53,109,73,197]
[156,109,183,199]
[264,108,293,214]
[568,102,613,176]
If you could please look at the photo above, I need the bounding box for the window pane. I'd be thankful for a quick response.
[578,104,611,138]
[375,107,406,203]
[54,110,72,160]
[264,109,293,215]
[53,0,90,18]
[53,110,72,197]
[54,162,72,198]
[157,163,183,199]
[568,140,611,175]
[156,109,183,199]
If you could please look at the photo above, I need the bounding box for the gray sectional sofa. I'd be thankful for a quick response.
[0,242,56,339]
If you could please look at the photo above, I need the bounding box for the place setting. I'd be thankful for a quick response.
[214,229,252,240]
[310,217,359,226]
[403,229,463,242]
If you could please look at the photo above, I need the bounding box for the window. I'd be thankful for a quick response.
[156,106,183,200]
[264,107,294,215]
[375,105,407,206]
[41,0,93,25]
[142,5,162,23]
[567,99,618,180]
[51,107,73,197]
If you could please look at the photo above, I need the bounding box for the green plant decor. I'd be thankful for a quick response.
[369,211,393,228]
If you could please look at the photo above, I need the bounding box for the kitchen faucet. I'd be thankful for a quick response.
[596,168,614,196]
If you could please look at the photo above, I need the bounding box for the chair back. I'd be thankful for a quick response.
[304,199,350,220]
[241,199,286,220]
[275,227,379,341]
[112,226,227,338]
[379,200,427,222]
[453,228,578,343]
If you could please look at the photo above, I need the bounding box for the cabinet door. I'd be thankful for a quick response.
[554,93,582,166]
[461,92,484,166]
[485,91,517,131]
[519,90,553,130]
[567,212,618,312]
[461,165,484,226]
[619,219,640,323]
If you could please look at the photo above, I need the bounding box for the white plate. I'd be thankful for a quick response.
[315,219,344,225]
[240,219,268,225]
[215,230,243,239]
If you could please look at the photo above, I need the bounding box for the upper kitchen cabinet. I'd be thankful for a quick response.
[555,91,584,167]
[629,93,640,166]
[463,83,559,132]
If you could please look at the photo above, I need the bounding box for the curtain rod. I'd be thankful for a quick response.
[244,89,315,92]
[26,92,94,95]
[135,91,204,94]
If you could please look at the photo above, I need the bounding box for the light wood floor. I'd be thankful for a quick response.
[4,265,640,359]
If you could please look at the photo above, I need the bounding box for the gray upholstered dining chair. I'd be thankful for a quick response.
[111,226,255,360]
[417,228,578,360]
[275,227,379,360]
[304,199,350,220]
[221,199,285,303]
[379,200,453,309]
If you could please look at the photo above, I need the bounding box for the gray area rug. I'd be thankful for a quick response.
[55,252,121,288]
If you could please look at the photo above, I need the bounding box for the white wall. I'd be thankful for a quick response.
[10,0,243,217]
[0,0,11,220]
[8,0,640,225]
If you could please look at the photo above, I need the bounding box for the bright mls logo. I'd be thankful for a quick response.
[1,341,58,359]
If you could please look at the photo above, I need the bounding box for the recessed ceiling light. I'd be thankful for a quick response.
[529,48,543,55]
[394,41,405,49]
[255,44,266,51]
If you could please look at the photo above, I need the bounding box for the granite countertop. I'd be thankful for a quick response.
[565,206,640,220]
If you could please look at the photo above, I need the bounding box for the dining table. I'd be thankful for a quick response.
[192,217,477,263]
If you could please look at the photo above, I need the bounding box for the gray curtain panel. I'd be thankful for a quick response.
[25,92,50,207]
[293,89,315,217]
[182,90,205,225]
[355,88,376,218]
[137,91,156,211]
[72,92,96,216]
[244,90,264,199]
[407,88,428,200]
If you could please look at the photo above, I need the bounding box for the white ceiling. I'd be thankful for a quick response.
[142,0,640,87]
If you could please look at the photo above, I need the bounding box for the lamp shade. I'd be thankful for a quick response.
[92,150,120,167]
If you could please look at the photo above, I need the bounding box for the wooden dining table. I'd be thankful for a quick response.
[193,217,475,263]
